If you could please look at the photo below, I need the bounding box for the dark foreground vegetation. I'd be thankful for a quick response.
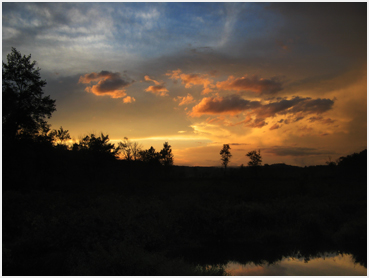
[3,143,367,275]
[2,48,367,275]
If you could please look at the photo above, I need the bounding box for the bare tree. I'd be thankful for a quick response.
[131,141,143,160]
[118,137,143,161]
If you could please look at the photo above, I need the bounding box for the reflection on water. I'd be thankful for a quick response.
[225,253,367,276]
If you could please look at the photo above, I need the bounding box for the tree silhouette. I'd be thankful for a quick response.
[2,47,56,142]
[220,144,232,169]
[160,142,173,166]
[72,133,119,158]
[118,137,143,161]
[246,149,262,166]
[139,146,161,165]
[50,126,71,146]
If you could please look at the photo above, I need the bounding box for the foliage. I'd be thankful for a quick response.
[246,149,262,166]
[2,47,56,141]
[326,156,339,166]
[220,144,232,169]
[337,149,367,168]
[72,133,119,158]
[160,142,174,166]
[49,126,71,147]
[139,146,161,165]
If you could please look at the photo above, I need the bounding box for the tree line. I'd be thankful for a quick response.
[3,47,365,172]
[2,47,173,167]
[220,144,262,169]
[220,142,366,173]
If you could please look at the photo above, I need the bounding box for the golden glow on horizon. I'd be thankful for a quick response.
[110,134,212,143]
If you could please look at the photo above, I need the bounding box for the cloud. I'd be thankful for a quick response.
[190,95,261,117]
[216,75,283,95]
[79,70,118,83]
[144,75,168,96]
[174,93,196,106]
[166,69,215,94]
[191,95,334,117]
[253,97,334,119]
[245,118,268,128]
[190,95,335,128]
[229,143,249,146]
[269,123,280,130]
[79,70,134,99]
[123,96,136,103]
[264,146,335,156]
[308,116,336,124]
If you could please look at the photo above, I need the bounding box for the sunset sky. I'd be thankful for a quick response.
[2,2,367,167]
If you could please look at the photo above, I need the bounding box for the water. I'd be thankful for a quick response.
[170,243,367,276]
[224,253,366,276]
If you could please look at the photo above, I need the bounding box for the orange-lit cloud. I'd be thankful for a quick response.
[269,123,280,130]
[144,75,168,96]
[308,116,336,124]
[166,69,215,94]
[216,75,283,95]
[190,95,335,128]
[190,95,261,117]
[123,96,136,103]
[174,93,196,106]
[79,70,134,99]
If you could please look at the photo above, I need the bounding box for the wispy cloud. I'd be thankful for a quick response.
[174,93,196,106]
[269,123,280,130]
[166,69,215,95]
[308,116,336,124]
[216,75,283,95]
[144,75,168,96]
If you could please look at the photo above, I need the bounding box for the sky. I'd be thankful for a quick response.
[2,2,367,167]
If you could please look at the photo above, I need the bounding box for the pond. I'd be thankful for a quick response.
[169,243,366,276]
[223,253,366,276]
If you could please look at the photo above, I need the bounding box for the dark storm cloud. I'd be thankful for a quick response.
[264,146,336,157]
